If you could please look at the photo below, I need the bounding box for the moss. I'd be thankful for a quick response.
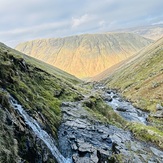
[83,95,127,128]
[108,153,126,163]
[0,44,82,138]
[0,108,19,163]
[127,122,163,149]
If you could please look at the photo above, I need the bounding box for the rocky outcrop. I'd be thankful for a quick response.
[151,104,163,118]
[58,101,163,162]
[15,33,153,78]
[0,90,56,162]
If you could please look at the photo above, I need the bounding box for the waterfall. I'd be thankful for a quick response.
[10,96,71,163]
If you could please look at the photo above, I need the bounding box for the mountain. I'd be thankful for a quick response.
[1,41,163,162]
[114,24,163,40]
[15,33,153,79]
[93,37,163,124]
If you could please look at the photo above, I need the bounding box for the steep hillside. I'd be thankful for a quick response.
[1,42,163,162]
[94,38,163,130]
[0,42,83,162]
[15,33,153,78]
[114,24,163,40]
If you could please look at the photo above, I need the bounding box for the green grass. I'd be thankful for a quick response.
[104,45,163,142]
[0,43,83,162]
[105,49,163,112]
[82,94,127,128]
[0,43,82,137]
[127,122,163,149]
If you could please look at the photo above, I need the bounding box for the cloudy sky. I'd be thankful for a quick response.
[0,0,163,47]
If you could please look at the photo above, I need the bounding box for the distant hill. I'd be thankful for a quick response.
[94,37,163,112]
[15,33,153,79]
[113,24,163,40]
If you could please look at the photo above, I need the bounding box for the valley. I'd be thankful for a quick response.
[0,33,163,162]
[15,33,152,79]
[1,0,163,162]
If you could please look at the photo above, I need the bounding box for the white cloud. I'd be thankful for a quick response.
[71,14,92,27]
[99,20,105,27]
[0,0,162,47]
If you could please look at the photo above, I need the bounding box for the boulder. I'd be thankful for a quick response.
[116,107,127,112]
[104,96,112,102]
[156,104,163,111]
[152,110,163,118]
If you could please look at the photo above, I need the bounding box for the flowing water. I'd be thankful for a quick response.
[94,84,148,124]
[106,91,148,124]
[9,96,71,163]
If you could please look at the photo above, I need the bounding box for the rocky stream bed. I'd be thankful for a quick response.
[58,85,163,163]
[2,86,163,163]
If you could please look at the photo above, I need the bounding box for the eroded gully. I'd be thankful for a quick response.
[58,84,163,163]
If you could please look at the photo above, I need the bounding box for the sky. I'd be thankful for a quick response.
[0,0,163,47]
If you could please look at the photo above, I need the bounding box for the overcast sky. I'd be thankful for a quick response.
[0,0,163,47]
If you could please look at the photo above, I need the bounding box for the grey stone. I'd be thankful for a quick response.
[116,107,127,112]
[150,147,163,158]
[156,104,163,111]
[71,143,78,150]
[78,142,94,153]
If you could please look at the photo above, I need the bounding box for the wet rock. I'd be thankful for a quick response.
[97,149,110,163]
[106,90,112,94]
[101,134,110,140]
[58,85,163,162]
[150,147,163,158]
[103,95,112,102]
[90,150,99,163]
[133,154,142,163]
[140,154,148,161]
[112,142,120,154]
[78,142,94,153]
[69,134,76,140]
[71,143,78,150]
[19,59,29,72]
[116,107,127,112]
[61,102,71,107]
[73,154,90,163]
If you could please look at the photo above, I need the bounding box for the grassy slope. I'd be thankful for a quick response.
[0,42,84,160]
[98,38,163,148]
[0,42,131,160]
[104,37,163,112]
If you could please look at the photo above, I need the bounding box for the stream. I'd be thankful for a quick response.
[5,88,163,163]
[9,96,71,163]
[58,84,163,162]
[58,101,163,162]
[95,84,148,124]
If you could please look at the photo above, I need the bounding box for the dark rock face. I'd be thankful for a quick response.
[58,102,163,163]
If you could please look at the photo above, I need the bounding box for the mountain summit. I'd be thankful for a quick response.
[15,33,152,78]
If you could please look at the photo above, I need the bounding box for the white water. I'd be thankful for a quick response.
[107,92,148,124]
[10,97,71,163]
